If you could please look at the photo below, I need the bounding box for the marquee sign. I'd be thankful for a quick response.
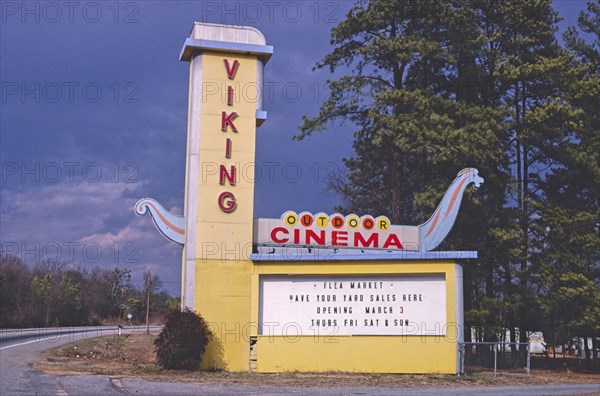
[259,275,447,336]
[136,168,484,252]
[254,212,420,251]
[255,168,484,252]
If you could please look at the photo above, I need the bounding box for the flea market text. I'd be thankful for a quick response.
[259,275,447,336]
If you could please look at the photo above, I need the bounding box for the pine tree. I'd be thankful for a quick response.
[298,0,507,225]
[538,0,600,362]
[299,0,597,353]
[298,0,512,343]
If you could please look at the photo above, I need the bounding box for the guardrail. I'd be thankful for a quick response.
[0,325,163,346]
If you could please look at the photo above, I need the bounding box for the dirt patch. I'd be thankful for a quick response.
[35,332,600,388]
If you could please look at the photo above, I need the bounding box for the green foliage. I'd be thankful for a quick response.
[31,274,53,301]
[0,256,180,328]
[299,0,508,225]
[536,0,600,346]
[31,274,53,326]
[154,308,212,371]
[301,0,599,345]
[0,255,32,327]
[59,274,81,310]
[164,296,181,312]
[126,298,142,321]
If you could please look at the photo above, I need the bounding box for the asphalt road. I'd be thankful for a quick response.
[1,327,598,396]
[0,326,160,395]
[0,326,155,348]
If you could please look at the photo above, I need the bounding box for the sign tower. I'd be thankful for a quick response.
[136,22,480,374]
[179,23,272,369]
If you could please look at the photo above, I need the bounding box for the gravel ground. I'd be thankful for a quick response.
[36,332,600,389]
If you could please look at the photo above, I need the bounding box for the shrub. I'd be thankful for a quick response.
[154,308,212,370]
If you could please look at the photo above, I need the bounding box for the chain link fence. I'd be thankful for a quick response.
[459,342,530,376]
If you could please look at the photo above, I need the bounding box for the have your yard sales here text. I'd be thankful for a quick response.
[292,281,423,328]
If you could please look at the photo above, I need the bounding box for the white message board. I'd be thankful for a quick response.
[259,275,447,336]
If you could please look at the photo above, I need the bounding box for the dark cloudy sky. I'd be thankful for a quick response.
[0,1,588,294]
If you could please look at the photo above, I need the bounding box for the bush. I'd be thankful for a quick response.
[154,308,212,370]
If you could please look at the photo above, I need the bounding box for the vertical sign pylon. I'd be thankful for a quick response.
[178,23,272,371]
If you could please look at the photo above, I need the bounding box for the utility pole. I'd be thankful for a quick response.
[146,270,150,334]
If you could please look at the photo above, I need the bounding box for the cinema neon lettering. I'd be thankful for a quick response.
[218,58,240,213]
[255,212,415,250]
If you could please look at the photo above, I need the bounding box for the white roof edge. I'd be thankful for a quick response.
[250,250,478,262]
[191,22,266,46]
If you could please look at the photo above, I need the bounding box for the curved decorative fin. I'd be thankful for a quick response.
[135,198,185,245]
[418,168,484,251]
